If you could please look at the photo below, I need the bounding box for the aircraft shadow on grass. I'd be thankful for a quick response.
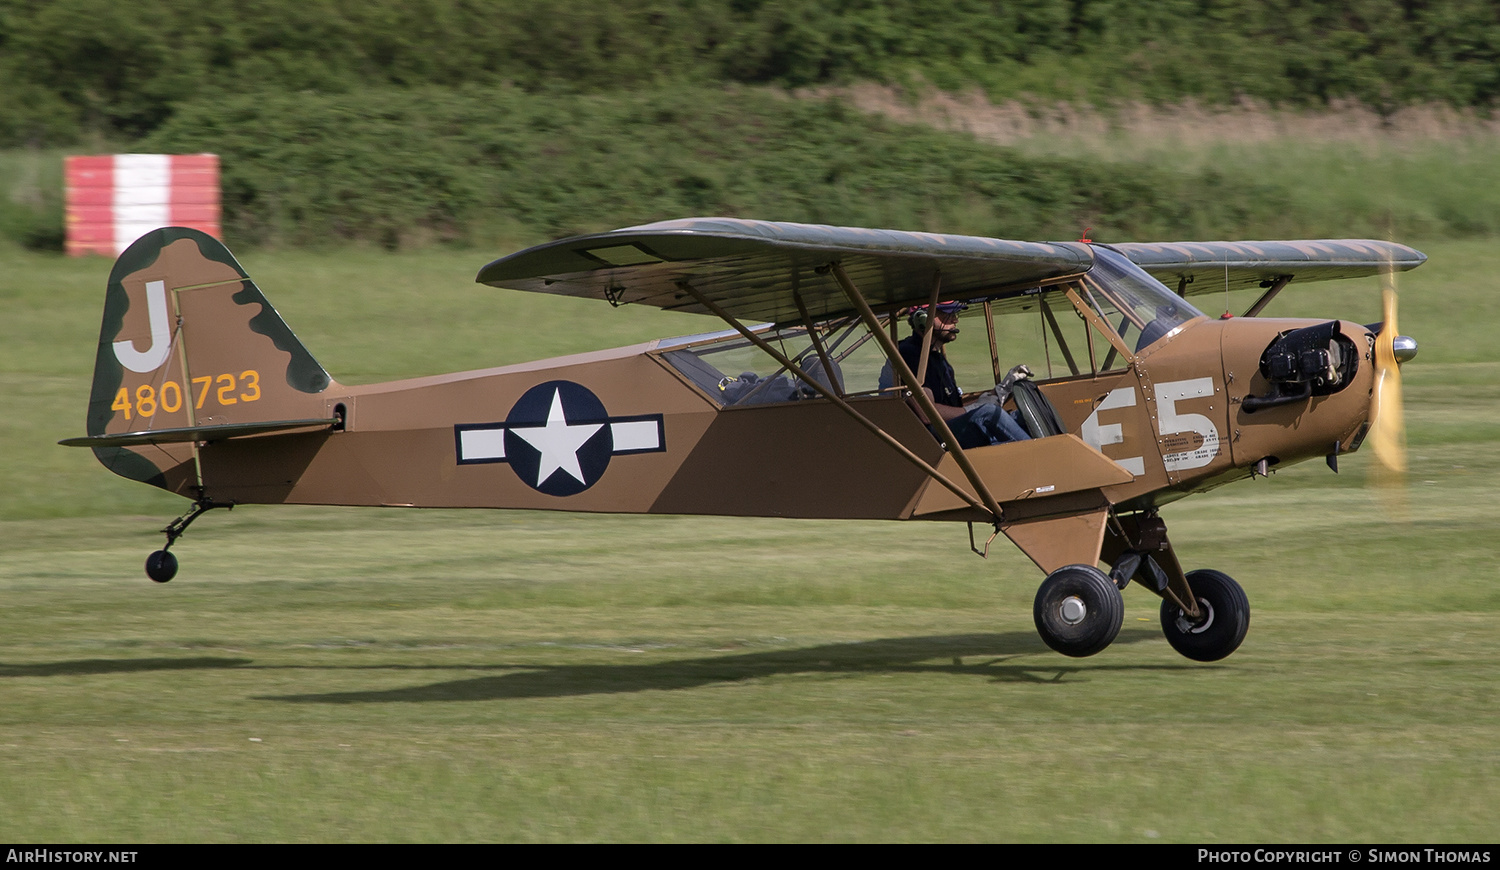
[0,656,253,677]
[263,627,1199,704]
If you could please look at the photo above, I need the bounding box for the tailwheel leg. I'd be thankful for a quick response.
[146,498,232,583]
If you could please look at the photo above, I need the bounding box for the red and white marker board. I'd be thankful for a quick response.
[65,154,221,257]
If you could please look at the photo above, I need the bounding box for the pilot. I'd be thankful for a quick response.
[897,301,1031,448]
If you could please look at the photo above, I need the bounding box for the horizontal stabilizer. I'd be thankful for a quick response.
[60,417,339,448]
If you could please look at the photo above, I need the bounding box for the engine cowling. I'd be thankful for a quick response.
[1242,321,1360,413]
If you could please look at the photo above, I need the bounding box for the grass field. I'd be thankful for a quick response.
[2,241,1498,842]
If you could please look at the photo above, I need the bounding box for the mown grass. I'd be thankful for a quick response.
[1,242,1497,841]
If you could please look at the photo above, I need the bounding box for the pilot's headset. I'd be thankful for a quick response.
[909,301,966,333]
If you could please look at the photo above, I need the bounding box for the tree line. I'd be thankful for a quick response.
[3,0,1498,146]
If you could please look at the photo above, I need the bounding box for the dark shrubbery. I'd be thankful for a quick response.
[2,0,1497,147]
[0,149,65,251]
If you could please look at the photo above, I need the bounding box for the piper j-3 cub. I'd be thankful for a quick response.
[63,220,1423,662]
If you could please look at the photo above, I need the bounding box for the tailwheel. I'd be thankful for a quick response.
[145,550,178,583]
[1160,569,1250,662]
[1033,564,1124,658]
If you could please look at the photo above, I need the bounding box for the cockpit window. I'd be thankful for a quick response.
[1081,246,1205,353]
[656,246,1203,404]
[657,318,892,406]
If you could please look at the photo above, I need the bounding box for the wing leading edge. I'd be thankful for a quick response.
[1113,239,1427,296]
[477,218,1095,325]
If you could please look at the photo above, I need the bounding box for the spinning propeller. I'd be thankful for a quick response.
[1367,263,1417,510]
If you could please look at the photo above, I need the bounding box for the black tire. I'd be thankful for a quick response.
[1033,564,1124,657]
[1160,569,1250,662]
[145,550,178,583]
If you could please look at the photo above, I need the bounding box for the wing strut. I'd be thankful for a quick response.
[1243,275,1292,317]
[675,280,994,518]
[829,263,1007,524]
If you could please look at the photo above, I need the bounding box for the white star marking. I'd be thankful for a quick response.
[510,389,603,486]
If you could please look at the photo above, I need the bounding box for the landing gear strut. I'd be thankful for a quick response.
[1103,511,1252,662]
[145,498,232,582]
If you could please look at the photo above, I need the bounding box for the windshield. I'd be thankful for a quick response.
[1081,246,1204,353]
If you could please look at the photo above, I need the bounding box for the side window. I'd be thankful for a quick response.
[963,289,1126,386]
[658,319,898,405]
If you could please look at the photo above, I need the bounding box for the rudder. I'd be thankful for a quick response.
[84,227,336,491]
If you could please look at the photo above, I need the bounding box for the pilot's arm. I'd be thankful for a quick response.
[911,388,967,424]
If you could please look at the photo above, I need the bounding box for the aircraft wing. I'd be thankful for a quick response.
[1112,239,1426,295]
[477,218,1094,324]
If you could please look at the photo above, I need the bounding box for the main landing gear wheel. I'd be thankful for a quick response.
[1160,569,1250,662]
[1033,564,1124,658]
[145,550,178,583]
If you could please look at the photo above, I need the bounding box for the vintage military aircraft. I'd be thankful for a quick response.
[61,219,1423,662]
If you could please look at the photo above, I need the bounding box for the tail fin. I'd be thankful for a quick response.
[77,227,336,491]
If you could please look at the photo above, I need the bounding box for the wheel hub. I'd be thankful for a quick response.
[1175,598,1215,634]
[1059,595,1088,625]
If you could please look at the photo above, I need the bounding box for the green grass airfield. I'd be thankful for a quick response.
[2,241,1497,842]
